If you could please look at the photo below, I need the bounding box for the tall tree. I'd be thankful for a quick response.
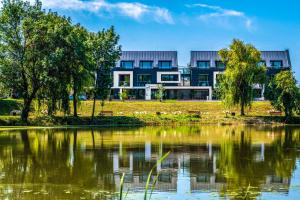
[218,39,266,116]
[68,25,93,117]
[34,13,73,116]
[0,0,55,122]
[90,27,121,119]
[267,70,299,118]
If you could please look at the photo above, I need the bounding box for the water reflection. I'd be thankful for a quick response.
[0,126,299,199]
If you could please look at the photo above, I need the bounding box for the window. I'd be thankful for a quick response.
[197,61,210,68]
[119,74,130,87]
[137,74,152,86]
[215,61,225,68]
[120,61,134,69]
[158,61,172,69]
[198,74,209,86]
[161,74,178,81]
[270,60,283,68]
[139,61,153,69]
[258,60,266,67]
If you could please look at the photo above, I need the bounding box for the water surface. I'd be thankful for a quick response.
[0,126,300,199]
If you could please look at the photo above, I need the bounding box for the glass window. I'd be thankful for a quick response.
[198,74,209,86]
[119,74,130,87]
[258,60,266,67]
[158,61,172,69]
[120,61,134,69]
[137,74,152,86]
[139,61,153,69]
[215,61,225,68]
[270,60,283,68]
[197,61,210,68]
[161,74,179,81]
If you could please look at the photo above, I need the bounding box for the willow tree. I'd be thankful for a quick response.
[218,39,266,116]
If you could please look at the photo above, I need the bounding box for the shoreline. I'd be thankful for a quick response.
[1,115,300,128]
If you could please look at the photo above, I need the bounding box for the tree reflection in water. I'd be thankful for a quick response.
[0,126,299,199]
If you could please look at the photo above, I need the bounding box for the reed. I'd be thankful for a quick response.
[118,151,171,200]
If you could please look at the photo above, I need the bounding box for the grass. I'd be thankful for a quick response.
[119,151,171,200]
[1,99,299,126]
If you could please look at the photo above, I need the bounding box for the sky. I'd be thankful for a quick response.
[25,0,300,82]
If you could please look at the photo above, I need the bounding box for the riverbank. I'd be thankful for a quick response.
[0,100,299,126]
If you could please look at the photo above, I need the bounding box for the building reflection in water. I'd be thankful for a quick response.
[0,126,299,199]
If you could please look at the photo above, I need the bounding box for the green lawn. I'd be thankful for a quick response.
[1,99,291,126]
[75,100,273,116]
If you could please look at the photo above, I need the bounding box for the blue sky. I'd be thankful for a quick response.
[29,0,300,81]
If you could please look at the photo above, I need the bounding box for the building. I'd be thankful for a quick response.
[109,50,291,100]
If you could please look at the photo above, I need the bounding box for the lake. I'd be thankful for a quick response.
[0,126,300,199]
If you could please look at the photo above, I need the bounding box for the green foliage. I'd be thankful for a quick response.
[0,99,23,115]
[90,27,121,116]
[119,89,128,101]
[0,0,121,121]
[144,151,170,200]
[155,84,165,102]
[267,70,299,118]
[218,39,266,115]
[119,173,125,200]
[0,0,53,121]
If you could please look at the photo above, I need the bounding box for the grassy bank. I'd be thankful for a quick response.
[0,99,299,126]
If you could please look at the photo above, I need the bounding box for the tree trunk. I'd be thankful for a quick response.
[240,100,245,116]
[21,97,33,123]
[73,88,78,117]
[91,129,95,150]
[91,94,96,121]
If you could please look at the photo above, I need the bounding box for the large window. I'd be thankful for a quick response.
[137,74,152,86]
[215,61,225,68]
[198,74,209,86]
[139,61,153,69]
[120,61,134,69]
[270,60,283,68]
[119,74,130,87]
[197,61,210,68]
[161,74,178,81]
[158,61,172,69]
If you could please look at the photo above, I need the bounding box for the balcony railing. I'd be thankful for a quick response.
[137,81,151,86]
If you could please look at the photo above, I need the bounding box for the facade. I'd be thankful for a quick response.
[109,50,291,100]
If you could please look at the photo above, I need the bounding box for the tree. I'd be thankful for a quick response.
[0,0,57,122]
[37,13,73,116]
[155,84,165,102]
[267,70,299,118]
[68,25,93,117]
[119,89,128,102]
[90,27,121,119]
[218,39,266,116]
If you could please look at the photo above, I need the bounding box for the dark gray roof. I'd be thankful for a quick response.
[118,51,178,67]
[190,50,291,68]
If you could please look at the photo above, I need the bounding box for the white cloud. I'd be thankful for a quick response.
[29,0,174,24]
[187,3,253,30]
